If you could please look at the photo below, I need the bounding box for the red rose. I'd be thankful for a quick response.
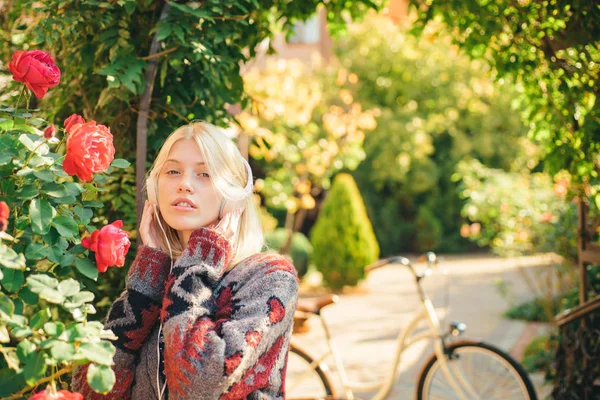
[64,114,85,134]
[29,389,83,400]
[82,220,131,273]
[0,202,9,220]
[8,50,61,99]
[0,201,9,232]
[63,121,115,182]
[44,125,57,140]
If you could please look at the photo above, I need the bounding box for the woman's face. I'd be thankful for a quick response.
[157,138,221,238]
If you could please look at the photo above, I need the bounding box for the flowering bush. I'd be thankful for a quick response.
[455,159,573,259]
[0,50,131,398]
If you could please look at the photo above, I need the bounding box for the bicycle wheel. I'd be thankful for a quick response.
[286,342,337,399]
[416,339,537,400]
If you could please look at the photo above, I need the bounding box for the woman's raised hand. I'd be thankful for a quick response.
[211,208,242,244]
[140,200,162,249]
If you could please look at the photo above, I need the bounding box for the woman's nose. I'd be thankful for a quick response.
[177,175,194,193]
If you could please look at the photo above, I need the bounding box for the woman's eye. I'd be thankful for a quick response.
[166,170,180,175]
[198,172,210,178]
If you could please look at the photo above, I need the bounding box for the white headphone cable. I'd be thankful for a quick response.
[151,204,173,400]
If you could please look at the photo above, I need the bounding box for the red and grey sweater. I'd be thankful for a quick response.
[72,228,299,399]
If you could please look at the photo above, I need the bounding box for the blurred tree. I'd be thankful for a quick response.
[409,0,600,192]
[334,15,530,255]
[0,0,384,237]
[238,59,378,252]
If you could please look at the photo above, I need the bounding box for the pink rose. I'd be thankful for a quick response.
[82,220,131,273]
[44,125,57,140]
[63,114,85,134]
[63,120,115,182]
[29,389,83,400]
[8,50,61,99]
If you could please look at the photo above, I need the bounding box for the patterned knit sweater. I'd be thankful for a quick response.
[71,228,299,399]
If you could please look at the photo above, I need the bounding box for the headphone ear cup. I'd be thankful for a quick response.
[146,179,158,207]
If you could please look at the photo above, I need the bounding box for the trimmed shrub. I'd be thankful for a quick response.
[310,173,379,289]
[264,228,312,278]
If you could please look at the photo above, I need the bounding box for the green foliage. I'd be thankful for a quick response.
[310,173,379,289]
[409,0,600,189]
[0,105,132,396]
[455,159,572,259]
[264,228,312,278]
[522,334,558,377]
[333,15,530,255]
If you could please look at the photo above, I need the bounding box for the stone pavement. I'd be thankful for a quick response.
[290,253,556,399]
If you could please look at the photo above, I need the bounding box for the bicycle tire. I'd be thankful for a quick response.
[286,342,337,399]
[416,339,538,400]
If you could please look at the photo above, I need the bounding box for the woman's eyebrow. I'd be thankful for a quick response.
[164,159,206,165]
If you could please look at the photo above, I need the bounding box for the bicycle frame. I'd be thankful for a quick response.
[295,258,474,400]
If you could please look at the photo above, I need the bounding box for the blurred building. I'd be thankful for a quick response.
[244,0,409,70]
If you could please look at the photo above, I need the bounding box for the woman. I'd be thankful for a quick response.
[72,122,299,399]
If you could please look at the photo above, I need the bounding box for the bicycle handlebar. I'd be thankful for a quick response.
[365,252,438,280]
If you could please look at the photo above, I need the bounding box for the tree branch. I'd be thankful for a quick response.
[135,2,171,244]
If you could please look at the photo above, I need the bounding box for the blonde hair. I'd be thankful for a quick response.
[146,121,264,267]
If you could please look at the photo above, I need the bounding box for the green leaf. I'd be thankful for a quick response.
[0,152,12,166]
[23,351,47,386]
[0,292,14,318]
[40,288,65,304]
[0,118,14,131]
[29,198,55,235]
[74,206,93,222]
[75,258,98,280]
[27,274,58,293]
[0,369,25,397]
[0,325,10,344]
[63,182,84,196]
[1,269,24,293]
[18,286,39,305]
[25,243,51,261]
[17,339,36,362]
[110,158,131,168]
[0,244,26,270]
[43,321,65,337]
[53,215,79,238]
[33,170,55,182]
[58,278,80,297]
[81,201,104,208]
[65,291,95,308]
[59,253,75,267]
[79,342,115,366]
[30,308,51,330]
[19,133,49,155]
[50,341,77,362]
[87,363,116,394]
[12,326,33,338]
[41,182,68,198]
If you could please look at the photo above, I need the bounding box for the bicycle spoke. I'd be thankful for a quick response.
[419,344,532,400]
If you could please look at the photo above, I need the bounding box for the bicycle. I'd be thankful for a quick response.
[285,252,538,400]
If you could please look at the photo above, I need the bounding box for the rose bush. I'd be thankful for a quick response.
[0,50,131,398]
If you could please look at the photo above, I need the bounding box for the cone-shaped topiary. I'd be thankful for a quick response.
[311,173,379,289]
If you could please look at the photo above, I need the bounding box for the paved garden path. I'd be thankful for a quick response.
[291,253,557,399]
